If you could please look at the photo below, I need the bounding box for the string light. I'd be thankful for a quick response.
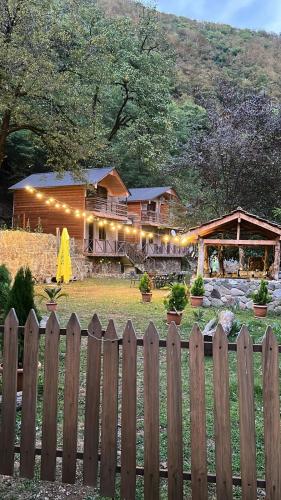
[24,184,187,246]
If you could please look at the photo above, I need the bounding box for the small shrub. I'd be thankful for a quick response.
[190,275,205,297]
[192,308,205,323]
[251,280,271,305]
[164,283,188,312]
[139,273,152,294]
[37,286,68,303]
[0,264,12,322]
[5,267,41,366]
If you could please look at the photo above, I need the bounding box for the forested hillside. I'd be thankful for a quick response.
[1,0,281,226]
[100,0,281,98]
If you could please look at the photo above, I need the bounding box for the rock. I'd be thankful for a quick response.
[272,288,281,299]
[211,298,223,307]
[246,300,253,309]
[40,316,49,328]
[230,288,244,296]
[202,297,211,307]
[274,306,281,314]
[238,302,247,310]
[204,284,213,292]
[203,310,235,337]
[211,288,221,299]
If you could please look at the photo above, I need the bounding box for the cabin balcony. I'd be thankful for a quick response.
[144,243,187,257]
[84,239,187,259]
[140,210,173,226]
[85,196,128,220]
[84,239,127,257]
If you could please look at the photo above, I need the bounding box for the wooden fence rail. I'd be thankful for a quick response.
[0,308,280,499]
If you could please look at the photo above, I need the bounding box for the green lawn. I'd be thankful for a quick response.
[1,277,281,499]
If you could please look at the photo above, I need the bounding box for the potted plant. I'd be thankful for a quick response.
[2,267,41,391]
[139,273,152,302]
[164,283,188,325]
[37,286,68,311]
[190,275,205,307]
[251,279,272,318]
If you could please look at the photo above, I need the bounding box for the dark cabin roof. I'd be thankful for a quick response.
[9,168,114,190]
[126,187,175,202]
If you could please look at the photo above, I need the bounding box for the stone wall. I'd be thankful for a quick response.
[0,230,97,282]
[145,257,182,273]
[0,230,57,281]
[202,278,281,312]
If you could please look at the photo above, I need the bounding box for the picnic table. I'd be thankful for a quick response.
[152,272,186,289]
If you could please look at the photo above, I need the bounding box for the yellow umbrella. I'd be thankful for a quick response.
[56,228,72,284]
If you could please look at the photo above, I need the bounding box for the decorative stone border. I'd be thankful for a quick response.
[201,278,281,312]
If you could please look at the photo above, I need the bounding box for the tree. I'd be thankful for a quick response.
[170,83,281,223]
[0,0,175,188]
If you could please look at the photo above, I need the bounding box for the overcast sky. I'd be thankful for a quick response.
[157,0,281,33]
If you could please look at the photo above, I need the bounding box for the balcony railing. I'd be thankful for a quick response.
[84,239,188,259]
[84,239,127,256]
[85,196,128,219]
[140,210,171,225]
[144,243,187,257]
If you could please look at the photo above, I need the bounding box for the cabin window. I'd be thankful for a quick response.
[99,226,106,240]
[147,201,156,212]
[86,186,107,199]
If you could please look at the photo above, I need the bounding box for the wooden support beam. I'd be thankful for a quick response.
[197,239,204,276]
[273,240,280,280]
[263,247,269,272]
[203,244,209,275]
[204,239,277,246]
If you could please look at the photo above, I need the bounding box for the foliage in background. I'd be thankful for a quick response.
[170,84,281,222]
[139,272,152,293]
[0,264,12,322]
[0,1,175,192]
[5,267,40,365]
[190,275,205,297]
[164,282,188,312]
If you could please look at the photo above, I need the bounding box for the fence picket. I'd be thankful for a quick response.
[167,322,183,500]
[41,313,60,481]
[20,310,40,479]
[83,314,102,487]
[62,314,81,484]
[121,320,137,500]
[100,320,119,498]
[144,322,159,500]
[212,324,233,500]
[262,327,281,499]
[0,309,19,475]
[189,324,208,500]
[237,326,257,500]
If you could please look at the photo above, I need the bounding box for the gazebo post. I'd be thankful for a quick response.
[263,246,269,272]
[204,244,209,275]
[239,247,245,271]
[273,239,280,280]
[197,238,204,276]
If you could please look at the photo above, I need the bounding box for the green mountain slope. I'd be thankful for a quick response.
[98,0,281,97]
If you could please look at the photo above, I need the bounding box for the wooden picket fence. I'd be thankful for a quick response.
[0,308,280,499]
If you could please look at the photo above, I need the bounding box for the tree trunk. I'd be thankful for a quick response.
[0,109,11,167]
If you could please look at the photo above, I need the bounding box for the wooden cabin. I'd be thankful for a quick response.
[10,170,187,272]
[183,208,281,280]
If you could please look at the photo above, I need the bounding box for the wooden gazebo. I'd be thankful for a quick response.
[184,208,281,280]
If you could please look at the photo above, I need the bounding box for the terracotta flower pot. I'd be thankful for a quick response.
[46,302,58,312]
[253,304,268,318]
[167,311,183,325]
[0,361,41,392]
[190,295,204,308]
[141,292,152,303]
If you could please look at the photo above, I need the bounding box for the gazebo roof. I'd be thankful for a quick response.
[184,208,281,242]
